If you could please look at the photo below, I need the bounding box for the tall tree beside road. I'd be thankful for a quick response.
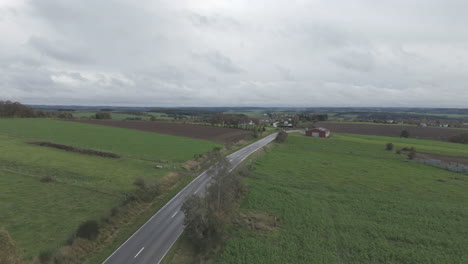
[182,158,245,254]
[275,130,288,143]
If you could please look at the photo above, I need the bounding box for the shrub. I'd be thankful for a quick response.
[75,220,99,240]
[133,177,146,189]
[95,112,112,119]
[275,131,288,143]
[149,116,157,121]
[40,175,56,183]
[400,130,409,138]
[57,112,73,119]
[0,229,22,264]
[39,249,54,263]
[386,143,394,151]
[408,149,416,160]
[449,133,468,144]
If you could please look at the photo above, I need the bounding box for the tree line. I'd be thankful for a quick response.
[182,157,247,255]
[0,100,37,117]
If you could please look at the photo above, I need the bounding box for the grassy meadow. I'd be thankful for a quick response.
[217,133,468,263]
[0,118,220,260]
[0,118,220,161]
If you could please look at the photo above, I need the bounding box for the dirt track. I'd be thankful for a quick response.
[71,120,251,144]
[315,122,466,141]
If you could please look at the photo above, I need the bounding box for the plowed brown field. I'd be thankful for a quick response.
[315,122,465,141]
[71,120,251,144]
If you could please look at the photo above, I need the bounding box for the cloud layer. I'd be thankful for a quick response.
[1,0,467,107]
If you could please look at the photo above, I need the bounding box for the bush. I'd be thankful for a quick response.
[449,133,468,144]
[133,177,146,189]
[400,130,409,138]
[275,131,288,143]
[40,175,56,183]
[0,229,22,264]
[149,116,157,121]
[95,112,112,119]
[57,112,73,119]
[39,249,54,263]
[408,149,416,160]
[386,143,394,151]
[76,220,99,240]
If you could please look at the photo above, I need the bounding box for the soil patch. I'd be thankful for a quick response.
[27,141,121,158]
[70,120,251,144]
[316,122,465,141]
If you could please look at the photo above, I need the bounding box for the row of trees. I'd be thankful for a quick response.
[182,158,246,253]
[182,131,288,255]
[208,113,259,128]
[0,100,36,118]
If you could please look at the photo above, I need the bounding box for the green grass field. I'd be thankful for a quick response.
[335,133,468,158]
[0,118,221,260]
[0,119,220,161]
[217,134,468,263]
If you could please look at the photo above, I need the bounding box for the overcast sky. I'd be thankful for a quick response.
[1,0,467,107]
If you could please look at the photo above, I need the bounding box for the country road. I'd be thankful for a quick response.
[102,132,282,264]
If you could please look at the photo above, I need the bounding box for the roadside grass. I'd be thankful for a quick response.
[216,134,468,263]
[0,118,220,161]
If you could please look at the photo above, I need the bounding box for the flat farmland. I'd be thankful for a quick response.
[0,118,222,260]
[217,134,468,263]
[72,120,251,144]
[316,122,465,141]
[0,118,220,161]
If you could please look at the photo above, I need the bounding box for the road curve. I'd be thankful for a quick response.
[102,132,279,264]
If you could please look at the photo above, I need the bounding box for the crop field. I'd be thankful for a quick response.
[0,134,160,258]
[0,118,220,161]
[72,111,173,120]
[316,121,465,141]
[217,134,468,263]
[72,119,252,144]
[0,118,221,260]
[328,133,468,158]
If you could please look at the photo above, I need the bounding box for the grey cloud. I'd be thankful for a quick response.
[0,0,467,107]
[28,36,91,64]
[187,12,241,31]
[193,52,243,74]
[330,49,376,72]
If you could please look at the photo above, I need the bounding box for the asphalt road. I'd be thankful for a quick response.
[102,132,279,264]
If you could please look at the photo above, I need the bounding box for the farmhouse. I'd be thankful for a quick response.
[305,127,330,138]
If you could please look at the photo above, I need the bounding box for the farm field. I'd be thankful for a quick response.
[0,118,221,261]
[0,118,220,161]
[216,134,468,263]
[316,121,466,140]
[0,134,162,258]
[72,111,172,120]
[71,119,252,144]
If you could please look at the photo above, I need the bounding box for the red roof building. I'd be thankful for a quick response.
[305,127,330,138]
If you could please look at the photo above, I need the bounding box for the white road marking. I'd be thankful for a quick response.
[134,247,145,258]
[171,211,178,218]
[194,187,201,194]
